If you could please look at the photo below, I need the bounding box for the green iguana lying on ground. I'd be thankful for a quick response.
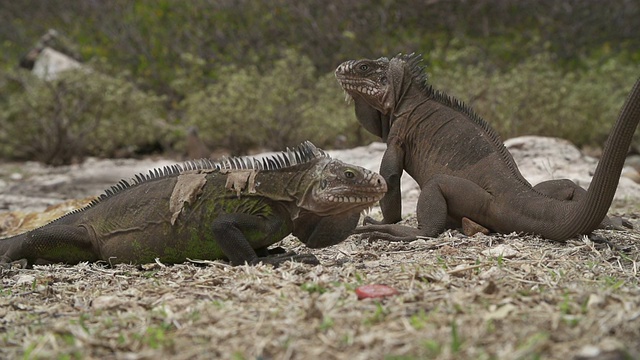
[335,53,640,242]
[0,141,386,267]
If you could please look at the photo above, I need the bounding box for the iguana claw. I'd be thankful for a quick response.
[363,216,385,226]
[0,257,28,271]
[251,251,320,267]
[606,216,634,230]
[354,224,423,242]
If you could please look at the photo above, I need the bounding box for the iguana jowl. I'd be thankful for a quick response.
[335,53,640,242]
[0,141,387,267]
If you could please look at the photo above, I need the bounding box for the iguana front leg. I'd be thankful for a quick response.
[364,143,405,226]
[211,213,319,266]
[293,211,361,248]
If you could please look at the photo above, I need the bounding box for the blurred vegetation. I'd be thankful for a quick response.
[0,0,639,164]
[0,68,165,165]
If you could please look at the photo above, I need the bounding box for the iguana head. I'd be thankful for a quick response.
[335,54,425,141]
[221,141,387,218]
[297,156,387,217]
[335,56,392,114]
[335,53,426,111]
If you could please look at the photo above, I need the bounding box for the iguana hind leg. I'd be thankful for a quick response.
[534,179,633,230]
[356,175,493,241]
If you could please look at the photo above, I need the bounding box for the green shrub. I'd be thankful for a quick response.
[431,50,638,149]
[0,68,165,165]
[180,49,361,154]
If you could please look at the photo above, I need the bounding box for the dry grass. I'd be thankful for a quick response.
[1,204,639,360]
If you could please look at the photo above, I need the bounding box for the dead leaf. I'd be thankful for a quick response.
[355,284,398,299]
[482,244,518,258]
[484,303,516,320]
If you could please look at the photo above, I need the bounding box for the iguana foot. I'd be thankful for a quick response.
[251,251,320,267]
[605,216,634,230]
[354,224,427,242]
[362,216,387,226]
[586,233,622,250]
[255,246,288,257]
[266,246,288,255]
[0,258,28,270]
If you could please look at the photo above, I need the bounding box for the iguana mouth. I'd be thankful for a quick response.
[313,170,387,214]
[336,78,381,100]
[326,194,384,203]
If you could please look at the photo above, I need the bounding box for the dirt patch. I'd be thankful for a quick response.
[2,225,639,359]
[1,138,640,359]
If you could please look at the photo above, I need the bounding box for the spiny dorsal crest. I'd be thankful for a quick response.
[216,140,328,171]
[86,141,328,208]
[397,52,429,90]
[395,53,523,181]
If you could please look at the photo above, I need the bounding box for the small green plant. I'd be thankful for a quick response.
[516,332,549,358]
[300,282,327,294]
[143,270,159,279]
[211,300,226,309]
[22,342,38,360]
[436,256,448,270]
[384,355,416,360]
[341,333,354,346]
[353,271,366,284]
[319,316,334,332]
[365,303,389,325]
[602,276,625,290]
[60,333,76,346]
[117,333,127,345]
[141,323,173,349]
[450,320,463,353]
[559,294,572,315]
[422,339,442,357]
[409,309,430,330]
[496,254,505,267]
[231,352,246,360]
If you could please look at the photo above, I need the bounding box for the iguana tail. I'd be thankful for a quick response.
[0,233,27,266]
[547,76,640,240]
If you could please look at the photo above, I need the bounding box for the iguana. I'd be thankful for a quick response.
[335,53,640,242]
[0,141,386,267]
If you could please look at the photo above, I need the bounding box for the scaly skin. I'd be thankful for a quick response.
[335,53,639,242]
[0,141,387,267]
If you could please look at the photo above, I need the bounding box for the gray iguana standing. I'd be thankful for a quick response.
[0,141,386,267]
[335,53,640,242]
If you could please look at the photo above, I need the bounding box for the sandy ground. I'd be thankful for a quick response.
[1,136,639,215]
[1,136,639,359]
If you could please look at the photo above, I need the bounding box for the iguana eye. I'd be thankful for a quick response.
[320,179,327,189]
[344,169,355,179]
[358,64,369,72]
